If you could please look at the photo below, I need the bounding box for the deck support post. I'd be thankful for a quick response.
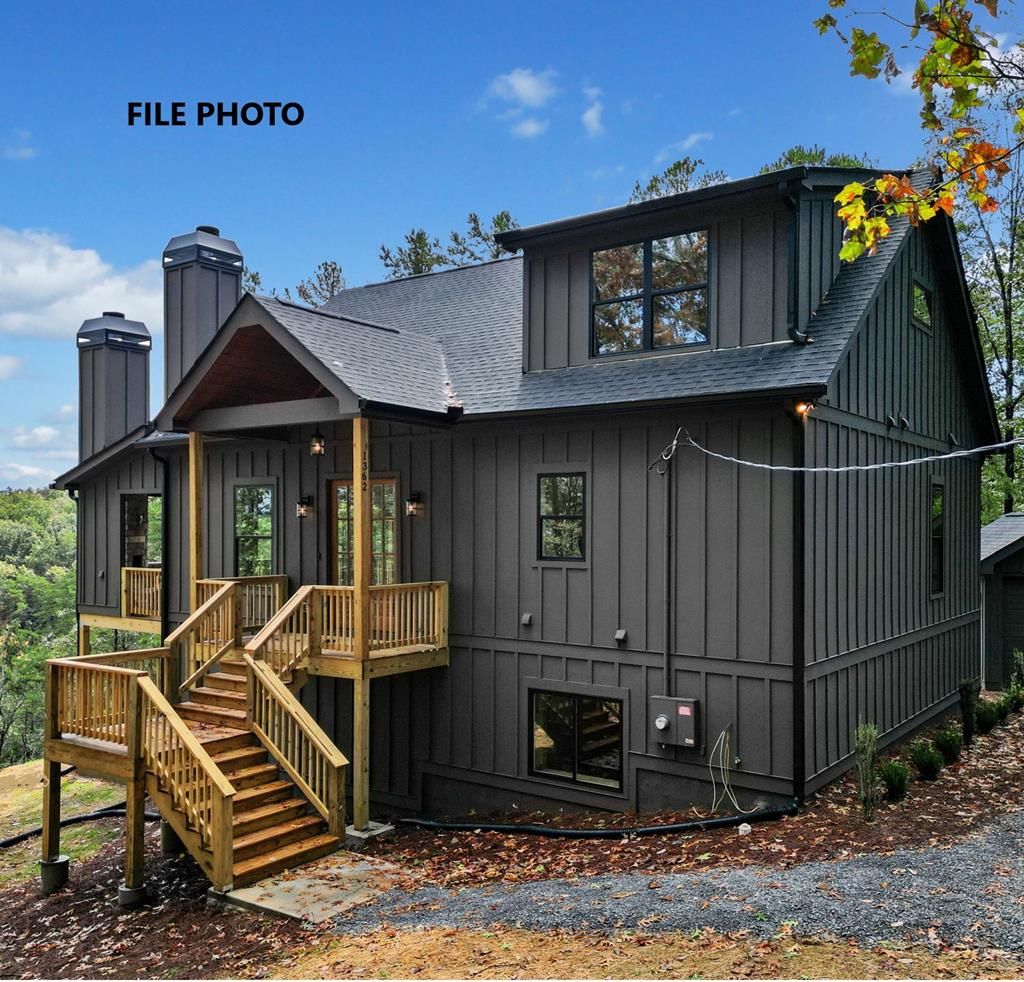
[351,416,373,831]
[40,665,68,894]
[77,621,90,657]
[188,432,205,613]
[119,679,147,906]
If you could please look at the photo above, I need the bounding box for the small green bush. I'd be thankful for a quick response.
[910,740,944,780]
[996,694,1013,722]
[853,722,880,821]
[932,726,963,764]
[878,759,912,801]
[1011,686,1024,712]
[959,678,979,746]
[976,699,1000,734]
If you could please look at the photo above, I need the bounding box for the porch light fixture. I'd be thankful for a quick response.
[794,401,814,419]
[405,491,424,518]
[309,432,326,456]
[295,496,313,519]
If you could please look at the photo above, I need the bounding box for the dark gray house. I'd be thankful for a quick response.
[50,166,996,857]
[980,512,1024,689]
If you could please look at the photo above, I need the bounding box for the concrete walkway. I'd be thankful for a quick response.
[329,810,1024,950]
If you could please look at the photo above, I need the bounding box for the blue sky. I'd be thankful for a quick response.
[0,0,988,486]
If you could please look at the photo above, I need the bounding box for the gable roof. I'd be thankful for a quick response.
[981,513,1024,571]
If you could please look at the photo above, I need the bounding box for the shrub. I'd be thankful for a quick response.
[878,759,912,801]
[996,694,1013,723]
[932,726,963,764]
[853,722,880,821]
[976,699,1000,734]
[959,678,979,746]
[910,740,944,780]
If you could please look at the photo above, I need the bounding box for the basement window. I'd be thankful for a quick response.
[234,484,274,576]
[930,481,945,596]
[913,281,933,333]
[530,690,623,790]
[538,473,585,561]
[591,231,708,356]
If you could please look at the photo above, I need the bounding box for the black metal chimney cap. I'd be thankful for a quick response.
[162,225,242,270]
[77,312,152,347]
[195,225,220,235]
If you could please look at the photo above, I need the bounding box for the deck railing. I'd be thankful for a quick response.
[167,581,239,692]
[196,576,288,631]
[72,647,177,699]
[121,567,162,620]
[138,676,235,888]
[47,659,145,745]
[244,585,315,677]
[244,654,346,835]
[319,582,448,654]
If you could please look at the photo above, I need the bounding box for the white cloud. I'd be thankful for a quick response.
[727,108,743,118]
[12,425,61,447]
[488,68,557,109]
[56,404,75,418]
[0,354,22,380]
[511,117,549,139]
[581,86,604,138]
[654,132,713,164]
[3,130,36,161]
[0,460,49,486]
[0,227,162,337]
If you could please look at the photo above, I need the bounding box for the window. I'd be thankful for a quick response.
[122,494,162,568]
[592,230,708,356]
[930,482,944,595]
[331,478,397,585]
[234,485,274,576]
[913,281,933,332]
[538,473,585,561]
[530,690,623,790]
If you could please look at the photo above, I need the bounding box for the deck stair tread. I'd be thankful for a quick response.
[211,745,268,771]
[189,686,248,709]
[177,702,248,726]
[232,797,309,835]
[232,815,325,860]
[232,833,340,885]
[227,763,281,790]
[233,779,294,811]
[204,672,247,692]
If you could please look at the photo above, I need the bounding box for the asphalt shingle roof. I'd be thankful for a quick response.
[981,513,1024,563]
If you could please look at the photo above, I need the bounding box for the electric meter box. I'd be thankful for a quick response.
[649,696,701,749]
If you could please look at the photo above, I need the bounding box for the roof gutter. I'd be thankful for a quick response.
[781,180,812,346]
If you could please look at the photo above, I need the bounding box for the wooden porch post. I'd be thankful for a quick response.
[121,679,146,904]
[40,663,68,894]
[77,621,90,657]
[352,417,372,831]
[188,432,205,612]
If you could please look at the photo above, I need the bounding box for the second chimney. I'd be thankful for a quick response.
[162,225,243,398]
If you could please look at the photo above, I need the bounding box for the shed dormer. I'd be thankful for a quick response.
[497,166,885,374]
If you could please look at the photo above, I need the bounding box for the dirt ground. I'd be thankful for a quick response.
[277,926,1024,980]
[364,711,1024,889]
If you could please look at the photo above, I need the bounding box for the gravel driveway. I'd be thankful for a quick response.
[332,810,1024,950]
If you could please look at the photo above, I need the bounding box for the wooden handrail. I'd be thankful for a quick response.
[319,581,448,655]
[46,660,147,745]
[137,675,235,888]
[166,581,240,692]
[197,575,288,631]
[243,654,347,835]
[244,584,315,677]
[178,640,235,693]
[165,581,235,647]
[72,647,171,665]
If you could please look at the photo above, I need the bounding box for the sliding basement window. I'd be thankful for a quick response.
[530,690,623,790]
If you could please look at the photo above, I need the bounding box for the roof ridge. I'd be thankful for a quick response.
[255,293,402,335]
[331,254,521,296]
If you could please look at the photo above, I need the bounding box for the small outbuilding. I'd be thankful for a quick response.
[981,513,1024,689]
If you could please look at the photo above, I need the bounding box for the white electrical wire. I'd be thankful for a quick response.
[681,430,1023,475]
[692,726,760,818]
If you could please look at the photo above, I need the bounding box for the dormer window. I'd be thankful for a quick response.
[912,280,933,333]
[591,230,708,356]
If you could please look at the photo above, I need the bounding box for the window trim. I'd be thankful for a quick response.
[327,474,401,586]
[536,470,587,564]
[929,477,945,599]
[230,479,278,578]
[527,686,625,792]
[589,228,711,359]
[912,277,934,335]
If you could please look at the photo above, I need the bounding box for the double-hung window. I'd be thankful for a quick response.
[592,230,709,355]
[538,473,585,561]
[234,485,274,576]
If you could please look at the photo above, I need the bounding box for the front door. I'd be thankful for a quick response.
[328,478,398,586]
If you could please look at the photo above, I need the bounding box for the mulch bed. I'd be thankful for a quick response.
[365,711,1024,889]
[0,821,312,980]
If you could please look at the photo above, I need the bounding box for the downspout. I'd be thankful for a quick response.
[65,488,81,654]
[781,181,812,345]
[791,412,807,803]
[148,449,172,643]
[662,452,674,698]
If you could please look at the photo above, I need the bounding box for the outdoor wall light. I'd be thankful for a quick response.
[295,496,313,519]
[309,432,326,456]
[405,491,424,518]
[794,401,815,418]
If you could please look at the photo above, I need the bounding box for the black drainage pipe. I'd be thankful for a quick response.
[0,802,161,850]
[395,800,799,840]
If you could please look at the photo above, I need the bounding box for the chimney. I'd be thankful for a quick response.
[76,311,151,461]
[162,225,243,398]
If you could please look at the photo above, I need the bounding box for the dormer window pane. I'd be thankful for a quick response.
[652,232,707,291]
[594,299,644,354]
[654,289,708,347]
[592,243,644,301]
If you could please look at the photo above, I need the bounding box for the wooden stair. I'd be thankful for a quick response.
[155,660,342,889]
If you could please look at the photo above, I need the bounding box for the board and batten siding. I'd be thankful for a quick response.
[804,224,982,790]
[523,194,792,371]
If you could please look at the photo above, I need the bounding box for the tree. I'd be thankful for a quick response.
[242,261,346,306]
[380,212,521,279]
[759,144,877,172]
[815,1,1022,261]
[628,157,727,203]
